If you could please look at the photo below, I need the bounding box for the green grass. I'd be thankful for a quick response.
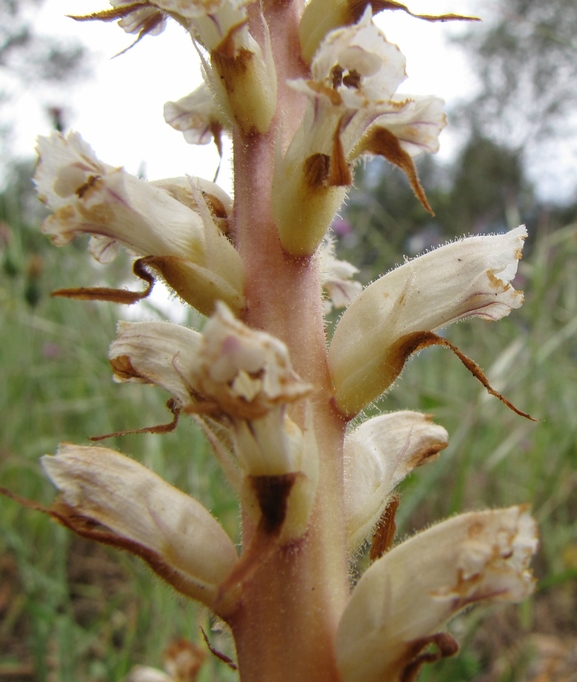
[2,192,576,680]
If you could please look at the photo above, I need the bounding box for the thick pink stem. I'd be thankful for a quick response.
[228,2,350,680]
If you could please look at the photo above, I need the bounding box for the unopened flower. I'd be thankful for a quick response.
[329,226,527,416]
[344,411,448,552]
[336,506,538,682]
[42,444,238,612]
[34,132,244,315]
[164,83,229,154]
[320,238,362,313]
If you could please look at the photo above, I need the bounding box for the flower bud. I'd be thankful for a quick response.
[320,238,362,313]
[344,411,448,552]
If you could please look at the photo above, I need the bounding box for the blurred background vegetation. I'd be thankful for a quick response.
[1,0,577,679]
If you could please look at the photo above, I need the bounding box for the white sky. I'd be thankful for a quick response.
[6,0,482,188]
[4,0,577,201]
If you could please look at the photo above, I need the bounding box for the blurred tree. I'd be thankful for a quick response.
[452,0,577,146]
[0,0,89,161]
[448,135,534,234]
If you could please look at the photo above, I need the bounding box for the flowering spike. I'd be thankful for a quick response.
[21,4,545,679]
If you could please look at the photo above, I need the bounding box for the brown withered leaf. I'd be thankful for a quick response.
[69,3,153,23]
[400,632,459,682]
[348,0,480,25]
[329,117,353,187]
[391,331,536,421]
[251,474,298,536]
[69,4,166,56]
[304,153,331,188]
[51,257,155,304]
[200,628,238,671]
[89,399,181,442]
[360,127,434,214]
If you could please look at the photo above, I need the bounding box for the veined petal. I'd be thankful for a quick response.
[109,320,203,407]
[164,83,229,147]
[35,133,245,315]
[361,95,446,158]
[43,168,206,262]
[42,445,238,609]
[329,226,527,416]
[320,238,362,313]
[344,411,448,552]
[111,0,168,36]
[35,133,205,262]
[35,131,114,210]
[336,506,538,682]
[308,8,406,110]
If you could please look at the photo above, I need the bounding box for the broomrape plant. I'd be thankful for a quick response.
[6,0,540,679]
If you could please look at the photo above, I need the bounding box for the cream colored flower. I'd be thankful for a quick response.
[369,95,446,157]
[109,320,203,407]
[344,411,448,552]
[42,444,238,611]
[336,506,538,682]
[274,9,444,255]
[329,226,527,416]
[320,238,362,313]
[34,132,244,315]
[193,302,313,420]
[149,0,278,135]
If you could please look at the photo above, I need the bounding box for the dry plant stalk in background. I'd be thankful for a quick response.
[4,0,540,679]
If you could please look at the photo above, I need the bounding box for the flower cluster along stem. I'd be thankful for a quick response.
[231,4,350,676]
[24,1,541,680]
